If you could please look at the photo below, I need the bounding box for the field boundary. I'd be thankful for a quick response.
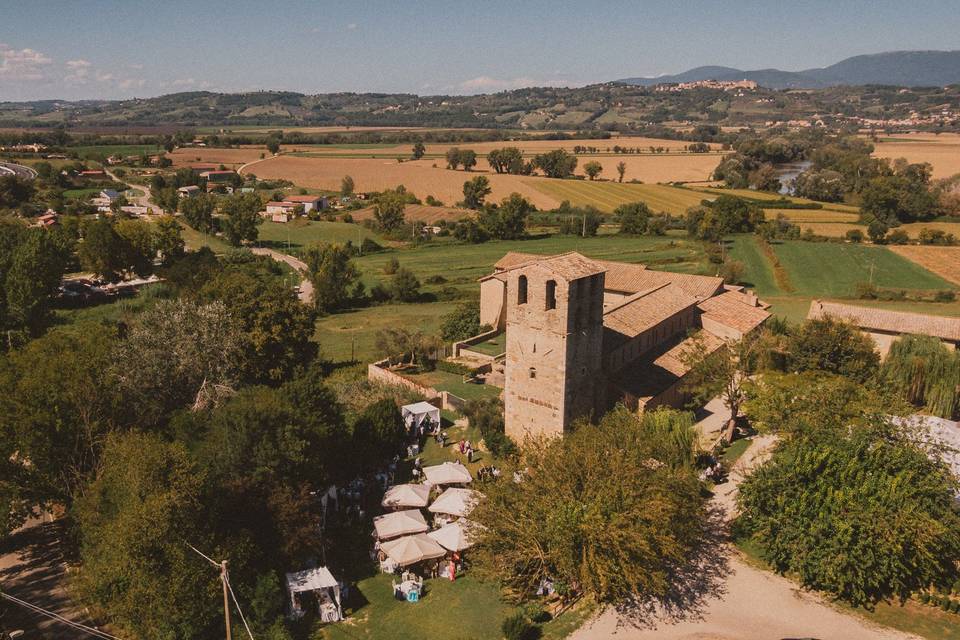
[757,237,795,293]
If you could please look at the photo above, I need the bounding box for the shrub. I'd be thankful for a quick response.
[359,237,382,254]
[920,592,931,604]
[501,613,537,640]
[886,229,910,245]
[424,274,447,285]
[935,290,957,302]
[383,256,400,275]
[341,212,353,223]
[435,360,476,376]
[845,229,864,243]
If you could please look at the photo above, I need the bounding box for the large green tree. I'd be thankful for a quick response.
[179,193,217,232]
[737,414,960,606]
[462,175,492,209]
[304,243,360,314]
[471,406,711,618]
[220,192,264,246]
[532,149,577,179]
[478,193,533,240]
[787,316,879,382]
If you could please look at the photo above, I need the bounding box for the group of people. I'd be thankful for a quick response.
[476,465,502,482]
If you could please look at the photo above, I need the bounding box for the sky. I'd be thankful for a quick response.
[1,0,959,101]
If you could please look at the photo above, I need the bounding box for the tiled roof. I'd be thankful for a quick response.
[284,195,322,202]
[603,283,699,339]
[698,291,771,334]
[808,300,960,342]
[614,331,726,402]
[492,252,722,299]
[495,252,604,281]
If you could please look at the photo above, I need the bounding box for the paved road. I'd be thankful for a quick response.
[571,433,916,640]
[0,517,93,639]
[0,162,38,179]
[251,247,314,305]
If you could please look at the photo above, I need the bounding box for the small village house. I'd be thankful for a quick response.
[177,185,201,199]
[283,194,327,212]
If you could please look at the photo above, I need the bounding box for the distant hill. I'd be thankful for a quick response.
[619,50,960,88]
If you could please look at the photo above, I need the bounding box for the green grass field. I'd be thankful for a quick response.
[69,144,162,159]
[63,187,103,200]
[688,186,861,213]
[773,240,955,297]
[255,220,381,255]
[401,369,501,400]
[527,180,708,214]
[727,236,781,297]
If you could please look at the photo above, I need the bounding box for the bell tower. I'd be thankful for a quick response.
[503,254,605,441]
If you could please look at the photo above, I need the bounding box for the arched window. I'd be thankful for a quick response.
[545,279,557,310]
[529,367,537,379]
[517,275,528,305]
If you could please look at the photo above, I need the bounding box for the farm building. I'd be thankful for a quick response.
[470,252,770,441]
[177,185,201,198]
[283,194,327,212]
[807,300,960,356]
[200,170,238,184]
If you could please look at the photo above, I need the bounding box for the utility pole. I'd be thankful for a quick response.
[221,560,232,640]
[582,212,587,238]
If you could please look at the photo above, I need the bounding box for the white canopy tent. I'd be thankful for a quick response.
[422,461,473,486]
[427,519,482,552]
[381,533,448,567]
[428,488,481,517]
[373,509,429,540]
[286,567,342,621]
[401,401,441,433]
[381,483,431,509]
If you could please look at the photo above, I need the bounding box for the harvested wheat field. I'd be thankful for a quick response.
[872,133,960,179]
[888,245,960,285]
[169,147,266,168]
[569,154,720,183]
[245,155,560,209]
[794,220,960,240]
[767,208,861,223]
[351,204,472,224]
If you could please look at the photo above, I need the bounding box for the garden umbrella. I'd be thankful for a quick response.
[428,488,481,517]
[382,483,431,509]
[422,461,472,485]
[381,533,447,567]
[427,519,482,552]
[373,509,429,540]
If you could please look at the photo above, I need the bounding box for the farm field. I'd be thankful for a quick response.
[168,147,266,168]
[888,245,960,285]
[871,133,960,179]
[242,155,558,209]
[784,220,960,239]
[70,144,162,159]
[255,220,381,255]
[689,186,861,213]
[528,180,710,214]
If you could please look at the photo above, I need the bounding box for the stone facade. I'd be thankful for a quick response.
[503,260,605,440]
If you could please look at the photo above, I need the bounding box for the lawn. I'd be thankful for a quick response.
[401,369,501,401]
[527,180,708,215]
[255,220,383,255]
[773,241,956,297]
[467,333,506,356]
[314,302,459,364]
[63,187,102,200]
[727,236,781,297]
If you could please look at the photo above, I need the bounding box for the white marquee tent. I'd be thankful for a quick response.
[373,509,429,540]
[381,533,447,567]
[428,488,481,517]
[427,519,482,552]
[401,401,441,433]
[381,483,431,509]
[422,461,473,486]
[286,567,342,621]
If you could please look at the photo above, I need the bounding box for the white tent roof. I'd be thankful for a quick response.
[373,509,429,540]
[427,519,482,552]
[422,461,472,485]
[382,483,431,509]
[381,533,447,566]
[286,567,338,593]
[401,402,441,430]
[428,488,481,517]
[402,401,441,415]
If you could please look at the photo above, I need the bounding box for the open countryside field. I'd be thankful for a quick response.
[351,204,472,224]
[528,180,711,214]
[782,220,960,239]
[871,132,960,179]
[242,155,559,208]
[888,245,960,285]
[169,147,266,168]
[689,186,861,213]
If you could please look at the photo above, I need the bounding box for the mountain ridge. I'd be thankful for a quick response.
[619,50,960,88]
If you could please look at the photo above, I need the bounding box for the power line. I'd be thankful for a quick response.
[225,576,255,640]
[0,592,122,640]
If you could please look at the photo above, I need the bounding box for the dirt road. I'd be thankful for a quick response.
[105,169,161,214]
[571,434,917,640]
[250,247,314,305]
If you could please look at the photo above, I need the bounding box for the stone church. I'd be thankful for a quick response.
[477,252,771,441]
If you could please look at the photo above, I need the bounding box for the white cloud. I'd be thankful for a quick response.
[66,59,91,69]
[127,63,144,70]
[0,44,53,80]
[455,75,570,93]
[65,59,92,83]
[347,22,358,30]
[118,78,146,90]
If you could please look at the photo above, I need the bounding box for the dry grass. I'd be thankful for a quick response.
[888,245,960,285]
[768,208,861,223]
[168,147,266,168]
[796,221,960,240]
[244,155,560,208]
[872,133,960,179]
[570,154,719,183]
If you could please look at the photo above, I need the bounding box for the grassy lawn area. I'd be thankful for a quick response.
[314,302,459,364]
[466,333,506,356]
[175,221,233,253]
[773,241,956,297]
[401,368,501,401]
[320,573,592,640]
[63,187,102,199]
[721,437,752,466]
[255,220,382,255]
